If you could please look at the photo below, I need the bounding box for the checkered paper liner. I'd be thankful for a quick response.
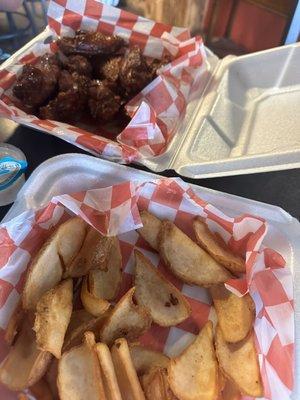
[0,0,207,163]
[0,177,294,400]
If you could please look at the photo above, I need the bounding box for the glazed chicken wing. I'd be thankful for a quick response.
[64,55,92,77]
[88,80,121,121]
[119,46,153,96]
[58,31,125,56]
[13,54,60,107]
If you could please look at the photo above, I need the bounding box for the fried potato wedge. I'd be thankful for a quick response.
[81,237,122,316]
[56,217,87,267]
[81,275,110,317]
[34,279,73,358]
[63,311,109,352]
[134,250,191,326]
[95,342,122,400]
[159,221,230,287]
[111,338,145,400]
[22,217,86,310]
[65,226,114,278]
[29,378,53,400]
[58,332,106,400]
[141,367,178,400]
[129,344,169,376]
[137,211,162,251]
[66,309,94,335]
[45,359,59,399]
[193,218,245,274]
[222,380,241,400]
[168,321,219,400]
[100,287,152,346]
[4,300,25,345]
[215,327,263,397]
[210,285,254,343]
[0,317,52,391]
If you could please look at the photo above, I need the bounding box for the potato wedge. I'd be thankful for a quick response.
[81,237,122,316]
[137,211,162,251]
[100,287,152,346]
[4,300,25,345]
[29,378,53,400]
[222,380,241,400]
[56,217,87,267]
[58,331,106,400]
[159,221,230,286]
[45,359,59,399]
[134,250,191,326]
[193,217,245,274]
[22,217,86,310]
[34,279,73,358]
[63,311,109,352]
[95,342,122,400]
[0,316,52,391]
[210,285,254,343]
[141,367,178,400]
[66,309,94,336]
[215,327,263,397]
[65,227,114,278]
[129,344,169,376]
[168,321,219,400]
[81,275,110,317]
[111,338,145,400]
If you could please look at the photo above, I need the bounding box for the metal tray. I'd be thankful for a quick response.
[2,154,300,398]
[2,30,299,178]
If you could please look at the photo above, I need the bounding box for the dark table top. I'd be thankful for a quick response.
[1,123,299,221]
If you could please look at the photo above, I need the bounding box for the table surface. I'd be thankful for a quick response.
[1,121,299,221]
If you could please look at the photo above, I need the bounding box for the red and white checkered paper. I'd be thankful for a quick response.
[0,0,207,163]
[0,177,294,399]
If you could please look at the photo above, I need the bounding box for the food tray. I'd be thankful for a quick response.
[2,153,300,399]
[1,23,299,178]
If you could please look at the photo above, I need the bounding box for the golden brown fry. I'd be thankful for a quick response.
[215,327,263,397]
[95,342,122,400]
[193,217,245,274]
[129,344,169,376]
[137,210,162,251]
[58,332,106,400]
[222,380,241,400]
[29,378,53,400]
[159,221,230,287]
[81,275,110,317]
[56,217,88,267]
[111,338,145,400]
[34,279,73,358]
[210,285,255,343]
[45,359,59,399]
[22,217,86,310]
[0,317,52,391]
[134,250,191,326]
[4,300,24,345]
[81,236,122,316]
[65,226,113,278]
[168,321,219,400]
[100,287,152,346]
[63,311,109,352]
[141,367,178,400]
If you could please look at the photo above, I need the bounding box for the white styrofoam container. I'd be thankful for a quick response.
[1,29,299,178]
[142,42,300,177]
[2,153,300,399]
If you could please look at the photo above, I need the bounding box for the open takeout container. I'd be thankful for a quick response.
[1,1,299,178]
[0,154,299,399]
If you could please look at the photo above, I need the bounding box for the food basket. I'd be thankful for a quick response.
[0,154,299,399]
